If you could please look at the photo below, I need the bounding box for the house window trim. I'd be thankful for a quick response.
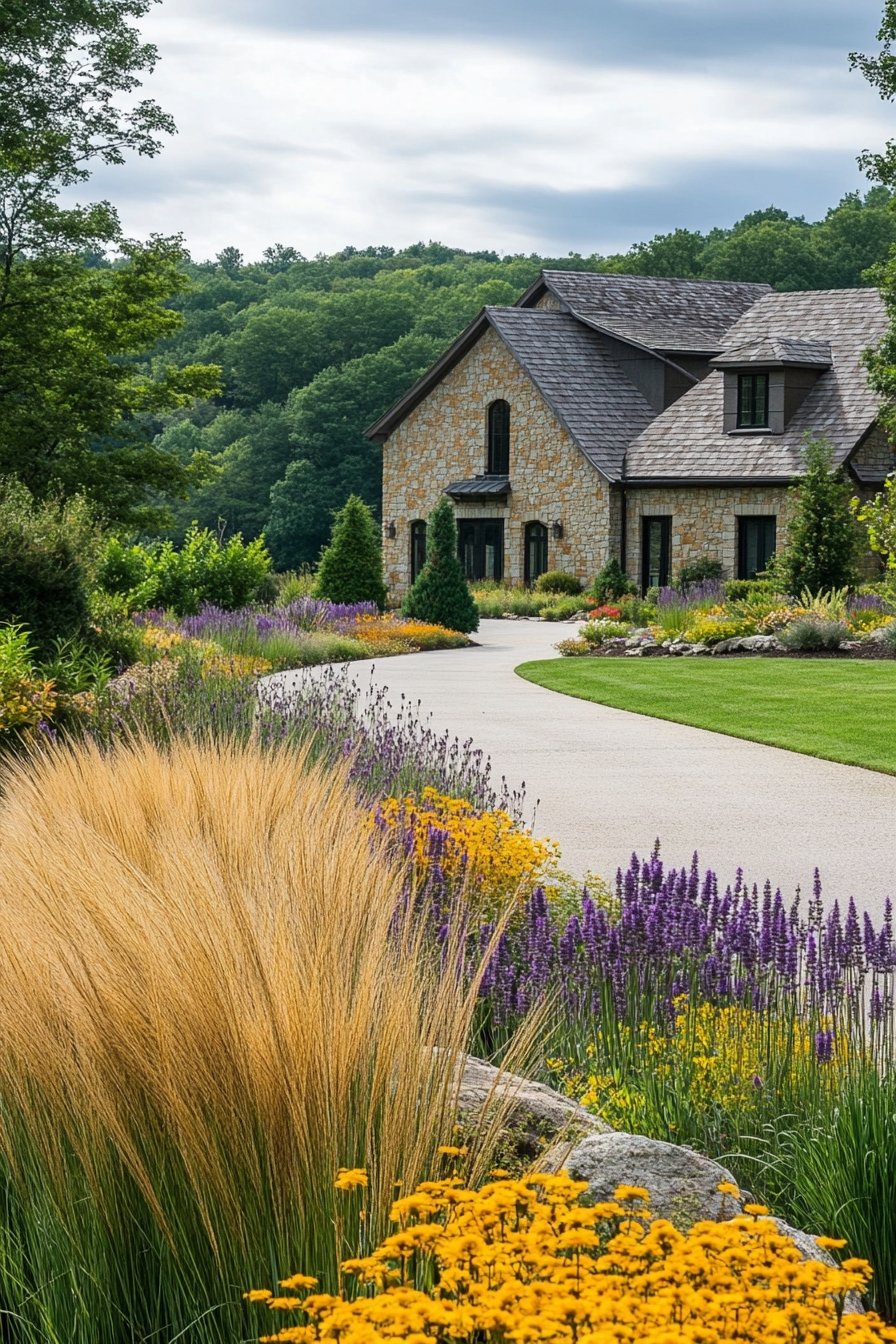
[523,520,549,587]
[735,372,770,430]
[641,516,672,593]
[737,515,777,580]
[486,399,510,476]
[409,519,427,583]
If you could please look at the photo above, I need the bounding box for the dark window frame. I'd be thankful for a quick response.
[641,516,671,593]
[523,521,549,587]
[457,517,504,583]
[736,372,770,429]
[737,515,777,580]
[409,519,427,583]
[487,399,510,475]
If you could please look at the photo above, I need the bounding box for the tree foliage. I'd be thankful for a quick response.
[854,474,896,569]
[137,189,896,560]
[313,495,387,609]
[403,499,479,633]
[0,0,219,527]
[779,436,863,595]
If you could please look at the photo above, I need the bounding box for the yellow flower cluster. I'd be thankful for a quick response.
[553,1002,838,1134]
[351,617,469,654]
[248,1173,894,1344]
[374,788,560,915]
[139,624,271,679]
[0,675,57,737]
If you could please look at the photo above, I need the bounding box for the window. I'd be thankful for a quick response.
[736,373,769,429]
[738,516,776,579]
[487,399,510,475]
[457,519,504,582]
[524,521,548,586]
[409,520,427,583]
[641,517,671,592]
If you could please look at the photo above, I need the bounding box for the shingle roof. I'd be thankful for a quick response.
[532,271,771,353]
[625,289,887,481]
[486,307,655,480]
[710,336,832,369]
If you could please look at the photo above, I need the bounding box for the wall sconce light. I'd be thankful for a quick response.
[551,519,563,540]
[385,520,397,540]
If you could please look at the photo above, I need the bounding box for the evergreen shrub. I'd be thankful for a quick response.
[403,499,479,633]
[590,557,636,604]
[779,435,864,594]
[314,496,387,609]
[779,617,849,651]
[533,570,582,595]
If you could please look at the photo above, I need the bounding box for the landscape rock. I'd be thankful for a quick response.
[454,1055,611,1166]
[681,642,709,656]
[565,1132,741,1226]
[712,633,782,654]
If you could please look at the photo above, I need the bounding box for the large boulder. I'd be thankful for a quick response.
[565,1131,741,1226]
[454,1054,611,1167]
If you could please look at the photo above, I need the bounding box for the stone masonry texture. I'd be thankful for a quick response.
[381,326,612,596]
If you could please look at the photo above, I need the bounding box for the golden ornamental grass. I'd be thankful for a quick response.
[0,736,521,1343]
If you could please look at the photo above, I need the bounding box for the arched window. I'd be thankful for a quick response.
[524,521,548,587]
[409,519,427,582]
[487,399,510,475]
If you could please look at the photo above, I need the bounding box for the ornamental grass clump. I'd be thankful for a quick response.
[248,1173,895,1344]
[0,737,511,1344]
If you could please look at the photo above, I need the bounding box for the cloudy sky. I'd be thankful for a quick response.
[83,0,896,262]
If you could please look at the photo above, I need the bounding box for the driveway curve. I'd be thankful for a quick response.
[270,619,896,922]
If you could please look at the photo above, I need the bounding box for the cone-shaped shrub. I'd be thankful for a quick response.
[315,494,387,609]
[779,435,863,594]
[403,498,479,633]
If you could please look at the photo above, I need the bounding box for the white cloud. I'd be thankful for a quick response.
[76,9,895,259]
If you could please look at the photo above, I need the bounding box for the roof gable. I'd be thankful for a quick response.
[366,304,655,481]
[625,288,887,481]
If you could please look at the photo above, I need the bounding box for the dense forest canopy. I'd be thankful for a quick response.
[145,189,896,567]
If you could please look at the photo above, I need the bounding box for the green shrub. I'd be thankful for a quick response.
[539,596,586,621]
[723,578,780,602]
[590,557,636,604]
[778,435,863,595]
[403,500,479,633]
[677,557,724,587]
[555,637,590,656]
[533,570,583,596]
[0,481,93,660]
[618,596,657,625]
[314,495,387,609]
[98,525,273,616]
[879,621,896,652]
[85,591,144,670]
[39,637,111,695]
[779,617,849,651]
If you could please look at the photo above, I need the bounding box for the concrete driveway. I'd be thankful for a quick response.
[271,619,896,922]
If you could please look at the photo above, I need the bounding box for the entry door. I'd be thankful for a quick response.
[457,519,504,582]
[641,516,671,591]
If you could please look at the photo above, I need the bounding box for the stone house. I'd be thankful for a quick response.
[365,271,894,595]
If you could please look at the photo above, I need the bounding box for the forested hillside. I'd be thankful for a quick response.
[150,190,896,568]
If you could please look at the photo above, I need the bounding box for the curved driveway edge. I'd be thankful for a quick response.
[267,619,896,922]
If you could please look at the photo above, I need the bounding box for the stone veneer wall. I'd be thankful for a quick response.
[623,485,793,584]
[381,325,612,596]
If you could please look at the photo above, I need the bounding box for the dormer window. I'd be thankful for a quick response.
[487,399,510,475]
[736,373,769,429]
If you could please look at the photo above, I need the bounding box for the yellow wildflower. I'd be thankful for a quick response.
[334,1167,368,1191]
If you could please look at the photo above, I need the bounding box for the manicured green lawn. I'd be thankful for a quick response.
[515,656,896,774]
